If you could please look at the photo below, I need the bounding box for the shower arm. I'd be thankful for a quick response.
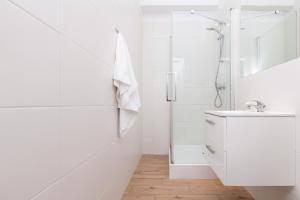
[190,10,227,25]
[241,10,280,22]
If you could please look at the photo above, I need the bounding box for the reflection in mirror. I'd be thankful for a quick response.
[241,10,298,77]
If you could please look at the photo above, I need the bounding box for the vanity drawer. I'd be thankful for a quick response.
[204,111,296,186]
[205,138,226,182]
[204,114,227,183]
[204,114,226,151]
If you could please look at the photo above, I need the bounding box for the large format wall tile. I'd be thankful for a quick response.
[0,108,61,200]
[0,0,60,107]
[7,0,61,30]
[59,107,117,174]
[61,0,116,66]
[32,115,141,200]
[32,147,118,200]
[60,39,115,106]
[0,0,142,199]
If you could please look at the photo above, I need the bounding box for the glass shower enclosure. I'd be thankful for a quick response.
[168,11,232,165]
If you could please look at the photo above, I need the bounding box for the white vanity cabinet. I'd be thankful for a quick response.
[204,111,296,186]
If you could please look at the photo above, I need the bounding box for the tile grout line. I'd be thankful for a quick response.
[29,140,117,200]
[7,0,61,34]
[6,0,114,69]
[0,105,118,109]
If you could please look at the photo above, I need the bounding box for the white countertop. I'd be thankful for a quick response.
[205,110,296,117]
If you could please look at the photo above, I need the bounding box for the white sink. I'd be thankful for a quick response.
[205,110,295,117]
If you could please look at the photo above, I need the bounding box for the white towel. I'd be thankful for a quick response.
[113,32,141,138]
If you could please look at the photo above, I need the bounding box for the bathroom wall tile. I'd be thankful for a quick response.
[57,150,117,200]
[59,106,117,174]
[142,93,155,154]
[89,0,120,67]
[153,85,171,153]
[100,122,141,200]
[0,108,61,200]
[7,0,60,30]
[34,118,140,200]
[61,0,116,65]
[143,36,171,71]
[0,0,142,199]
[142,82,170,154]
[143,15,171,154]
[60,39,115,106]
[142,14,172,155]
[142,45,171,154]
[0,0,60,107]
[61,0,100,56]
[32,147,118,200]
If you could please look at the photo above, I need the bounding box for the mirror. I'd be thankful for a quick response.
[241,10,298,77]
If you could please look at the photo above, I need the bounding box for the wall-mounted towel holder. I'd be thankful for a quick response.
[115,28,119,33]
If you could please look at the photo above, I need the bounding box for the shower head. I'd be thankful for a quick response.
[207,27,220,34]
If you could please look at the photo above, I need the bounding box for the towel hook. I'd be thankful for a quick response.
[115,28,119,33]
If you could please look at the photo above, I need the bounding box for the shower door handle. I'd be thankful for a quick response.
[166,72,177,102]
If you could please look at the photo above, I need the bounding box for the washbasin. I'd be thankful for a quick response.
[204,110,295,117]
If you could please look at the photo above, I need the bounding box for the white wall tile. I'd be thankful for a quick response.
[7,0,61,30]
[100,122,142,200]
[0,0,60,107]
[0,108,61,200]
[142,14,172,155]
[0,0,142,200]
[61,0,117,66]
[32,146,118,200]
[59,107,117,174]
[60,39,115,106]
[61,0,100,55]
[143,37,171,70]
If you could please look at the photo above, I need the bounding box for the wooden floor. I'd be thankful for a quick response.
[122,155,254,200]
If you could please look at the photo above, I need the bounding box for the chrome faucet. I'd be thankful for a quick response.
[246,100,266,112]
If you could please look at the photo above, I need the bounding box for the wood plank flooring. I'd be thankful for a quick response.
[122,155,254,200]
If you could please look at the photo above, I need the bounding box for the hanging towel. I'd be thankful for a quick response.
[113,32,141,138]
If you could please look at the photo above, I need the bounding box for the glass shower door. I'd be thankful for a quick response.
[170,11,231,164]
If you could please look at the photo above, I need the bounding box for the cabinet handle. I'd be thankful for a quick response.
[206,144,215,154]
[205,119,215,125]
